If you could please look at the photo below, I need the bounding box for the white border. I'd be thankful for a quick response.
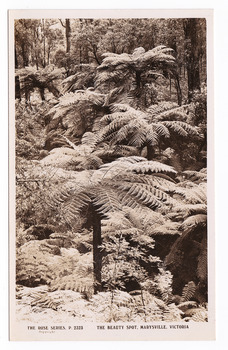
[9,7,215,342]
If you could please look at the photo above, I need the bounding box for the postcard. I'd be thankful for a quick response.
[9,9,215,341]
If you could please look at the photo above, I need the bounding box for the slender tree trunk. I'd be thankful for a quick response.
[92,45,101,65]
[21,42,29,67]
[42,19,46,68]
[66,19,71,53]
[183,18,201,102]
[20,37,29,101]
[92,208,102,293]
[15,47,21,100]
[174,75,182,106]
[59,19,71,54]
[47,47,50,65]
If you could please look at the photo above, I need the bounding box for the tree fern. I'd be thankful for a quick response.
[99,103,199,161]
[46,89,106,139]
[28,153,182,293]
[61,64,97,93]
[16,65,64,101]
[95,46,180,106]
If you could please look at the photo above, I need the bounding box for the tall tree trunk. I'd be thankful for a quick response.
[92,45,101,65]
[21,41,30,101]
[59,19,71,54]
[15,47,21,100]
[21,42,29,67]
[183,18,201,102]
[92,208,102,293]
[66,19,71,53]
[42,19,46,68]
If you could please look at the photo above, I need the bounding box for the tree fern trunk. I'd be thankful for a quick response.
[135,71,141,90]
[47,84,60,98]
[39,86,45,101]
[92,208,102,293]
[147,145,155,160]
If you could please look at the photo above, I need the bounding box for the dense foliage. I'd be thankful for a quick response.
[15,18,208,323]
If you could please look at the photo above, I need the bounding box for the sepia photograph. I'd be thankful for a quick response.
[9,9,215,341]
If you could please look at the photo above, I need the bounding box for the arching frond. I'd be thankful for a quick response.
[162,121,199,137]
[99,157,176,177]
[129,160,177,175]
[99,102,198,154]
[80,155,104,170]
[81,132,100,148]
[181,281,196,302]
[151,123,170,138]
[90,186,122,215]
[183,170,207,183]
[47,89,106,125]
[114,181,164,209]
[172,182,207,205]
[94,144,139,161]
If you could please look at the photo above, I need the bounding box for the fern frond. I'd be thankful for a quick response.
[50,184,91,226]
[50,275,94,295]
[177,300,198,311]
[90,186,122,215]
[115,181,172,206]
[150,221,181,236]
[183,306,208,322]
[116,190,146,210]
[115,182,163,208]
[61,135,78,150]
[81,132,100,149]
[129,160,176,175]
[173,183,207,205]
[181,281,196,302]
[162,121,199,137]
[197,237,207,282]
[30,292,62,310]
[128,128,149,147]
[47,89,105,124]
[61,65,96,93]
[94,144,139,161]
[171,204,207,218]
[80,155,103,170]
[58,90,105,107]
[183,170,207,183]
[151,122,170,138]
